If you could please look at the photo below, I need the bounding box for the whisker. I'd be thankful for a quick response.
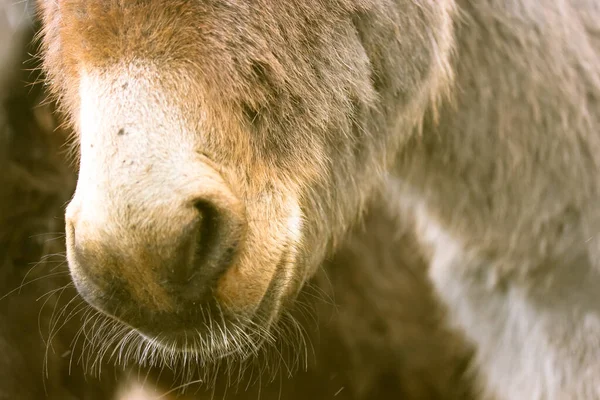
[0,271,70,302]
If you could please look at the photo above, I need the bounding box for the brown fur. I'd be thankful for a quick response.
[0,69,474,398]
[1,9,474,399]
[37,0,454,344]
[35,0,600,398]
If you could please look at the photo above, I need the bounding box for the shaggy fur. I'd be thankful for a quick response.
[1,6,473,399]
[35,0,600,399]
[0,61,474,399]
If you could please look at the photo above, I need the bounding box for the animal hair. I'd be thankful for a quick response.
[34,0,600,399]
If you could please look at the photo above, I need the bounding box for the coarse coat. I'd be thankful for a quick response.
[37,0,600,399]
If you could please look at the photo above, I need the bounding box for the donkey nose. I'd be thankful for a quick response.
[64,163,246,314]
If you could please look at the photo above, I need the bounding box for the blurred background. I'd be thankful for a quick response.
[0,1,474,399]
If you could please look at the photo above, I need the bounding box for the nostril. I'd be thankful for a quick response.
[189,199,242,286]
[193,200,220,269]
